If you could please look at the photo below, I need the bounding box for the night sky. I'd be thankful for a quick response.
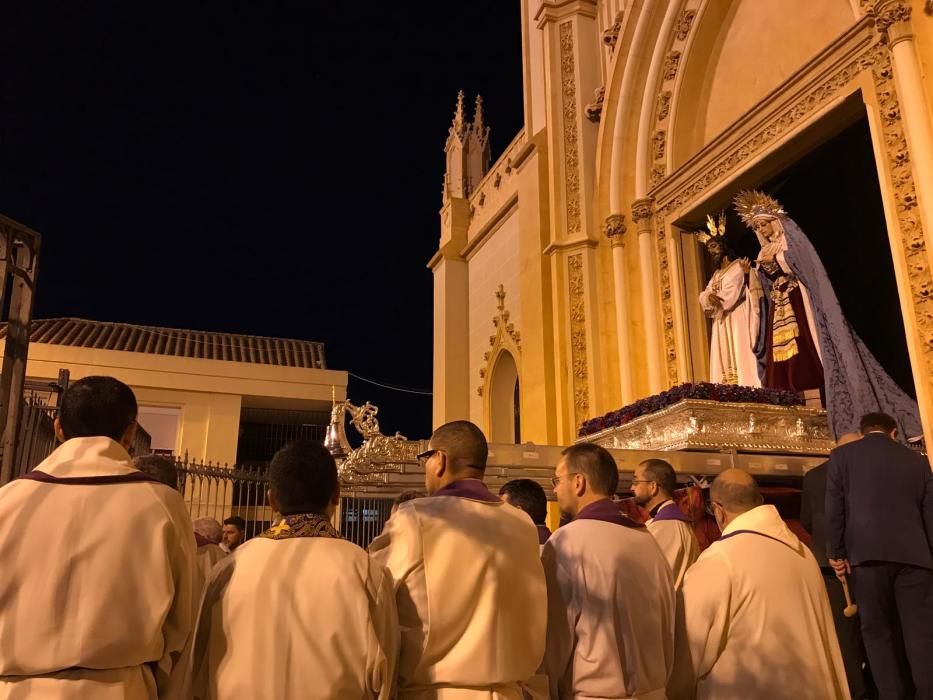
[0,2,524,440]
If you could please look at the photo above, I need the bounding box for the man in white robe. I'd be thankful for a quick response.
[669,469,848,700]
[544,443,674,700]
[698,235,761,387]
[631,459,699,590]
[191,441,398,700]
[369,420,546,699]
[0,376,198,700]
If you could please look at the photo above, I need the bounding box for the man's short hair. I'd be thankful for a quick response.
[639,459,677,497]
[499,478,548,525]
[193,518,223,544]
[133,454,178,489]
[430,420,488,473]
[393,490,424,507]
[560,443,619,497]
[59,376,138,442]
[859,412,897,435]
[223,516,246,531]
[268,441,338,516]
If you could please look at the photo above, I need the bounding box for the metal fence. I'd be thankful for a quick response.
[173,456,395,547]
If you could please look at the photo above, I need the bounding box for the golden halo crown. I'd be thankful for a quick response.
[696,212,726,244]
[733,190,786,225]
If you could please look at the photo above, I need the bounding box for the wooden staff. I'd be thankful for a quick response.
[840,575,858,617]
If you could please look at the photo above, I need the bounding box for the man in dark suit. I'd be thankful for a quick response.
[802,432,872,699]
[826,412,933,700]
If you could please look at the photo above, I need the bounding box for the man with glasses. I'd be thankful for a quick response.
[369,420,546,699]
[543,443,674,700]
[631,458,699,589]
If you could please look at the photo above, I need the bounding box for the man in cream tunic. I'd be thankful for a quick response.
[669,469,847,700]
[369,420,546,700]
[544,443,674,700]
[632,459,699,590]
[192,441,398,699]
[0,376,198,700]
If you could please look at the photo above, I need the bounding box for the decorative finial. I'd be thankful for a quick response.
[473,94,485,133]
[452,90,466,138]
[733,190,786,225]
[495,283,506,313]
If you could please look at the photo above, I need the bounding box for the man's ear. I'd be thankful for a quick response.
[436,451,448,478]
[120,421,138,452]
[574,473,586,498]
[53,417,66,444]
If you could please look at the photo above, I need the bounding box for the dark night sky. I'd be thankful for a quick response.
[0,2,525,439]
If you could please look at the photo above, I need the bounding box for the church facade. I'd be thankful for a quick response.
[431,0,933,445]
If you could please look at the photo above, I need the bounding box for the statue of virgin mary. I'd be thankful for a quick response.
[734,190,922,440]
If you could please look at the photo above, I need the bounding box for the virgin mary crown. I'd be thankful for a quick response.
[734,190,787,224]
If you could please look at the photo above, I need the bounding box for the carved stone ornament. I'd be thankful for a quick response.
[657,91,672,122]
[585,87,605,123]
[476,284,522,398]
[926,0,932,16]
[631,198,655,223]
[602,11,623,51]
[560,22,582,235]
[568,254,589,426]
[653,130,667,161]
[604,214,627,240]
[663,51,682,81]
[875,1,912,33]
[674,9,697,41]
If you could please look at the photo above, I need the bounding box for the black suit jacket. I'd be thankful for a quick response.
[826,432,933,568]
[801,461,830,569]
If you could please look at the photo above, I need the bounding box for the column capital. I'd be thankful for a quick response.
[631,198,655,232]
[604,214,626,247]
[865,1,914,45]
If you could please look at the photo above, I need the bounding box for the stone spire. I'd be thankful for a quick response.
[444,91,491,202]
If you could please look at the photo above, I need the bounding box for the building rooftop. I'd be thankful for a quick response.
[0,317,327,369]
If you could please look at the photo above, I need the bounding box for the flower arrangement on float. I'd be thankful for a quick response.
[577,382,805,438]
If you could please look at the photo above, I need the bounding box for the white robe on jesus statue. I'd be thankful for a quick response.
[542,499,674,700]
[0,437,199,700]
[191,513,398,700]
[698,259,761,387]
[669,505,848,700]
[369,478,547,700]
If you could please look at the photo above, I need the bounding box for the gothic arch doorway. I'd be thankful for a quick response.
[489,350,520,443]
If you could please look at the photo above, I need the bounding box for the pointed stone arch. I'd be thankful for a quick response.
[477,284,522,442]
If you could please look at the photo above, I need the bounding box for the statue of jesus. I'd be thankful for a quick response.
[697,214,763,387]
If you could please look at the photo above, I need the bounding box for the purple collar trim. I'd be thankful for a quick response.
[536,524,552,544]
[575,499,646,529]
[431,479,500,503]
[651,502,692,524]
[18,470,166,486]
[718,529,796,551]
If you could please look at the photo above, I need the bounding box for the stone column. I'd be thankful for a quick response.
[605,214,634,403]
[632,198,664,394]
[875,1,933,266]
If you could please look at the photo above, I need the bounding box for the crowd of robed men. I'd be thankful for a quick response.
[0,376,931,700]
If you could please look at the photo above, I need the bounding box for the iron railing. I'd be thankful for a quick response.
[172,456,394,547]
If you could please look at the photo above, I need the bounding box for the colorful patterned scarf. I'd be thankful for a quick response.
[259,513,342,540]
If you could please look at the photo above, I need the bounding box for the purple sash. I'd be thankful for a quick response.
[536,524,552,545]
[18,470,166,486]
[574,499,646,529]
[431,479,500,503]
[651,502,693,524]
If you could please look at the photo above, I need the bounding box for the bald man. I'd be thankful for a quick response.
[369,421,546,699]
[800,433,869,699]
[670,469,847,700]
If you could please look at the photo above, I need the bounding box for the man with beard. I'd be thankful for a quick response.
[697,214,762,387]
[631,459,699,590]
